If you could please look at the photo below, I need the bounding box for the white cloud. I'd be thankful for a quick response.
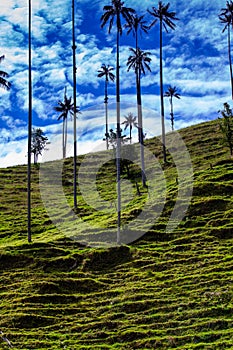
[0,139,28,168]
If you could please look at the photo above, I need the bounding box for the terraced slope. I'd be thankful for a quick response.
[0,119,233,349]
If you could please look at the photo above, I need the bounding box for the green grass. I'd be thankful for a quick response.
[0,118,233,349]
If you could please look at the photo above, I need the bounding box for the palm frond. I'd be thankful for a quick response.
[0,56,11,90]
[0,77,11,90]
[0,70,9,78]
[97,71,105,78]
[0,55,5,63]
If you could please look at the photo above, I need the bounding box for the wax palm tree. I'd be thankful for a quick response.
[98,64,115,149]
[0,55,11,90]
[148,2,179,163]
[101,0,135,243]
[54,88,80,159]
[125,13,149,186]
[219,1,233,100]
[125,13,148,50]
[164,85,181,131]
[121,112,138,143]
[127,47,151,186]
[27,0,32,242]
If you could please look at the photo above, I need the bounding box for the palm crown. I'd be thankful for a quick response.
[219,1,233,32]
[127,47,152,76]
[122,112,137,143]
[219,1,233,100]
[122,112,138,130]
[101,0,135,35]
[54,94,79,120]
[125,14,148,48]
[164,85,181,100]
[54,90,80,158]
[148,1,179,32]
[97,64,115,83]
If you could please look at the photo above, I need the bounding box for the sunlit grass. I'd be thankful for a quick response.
[0,119,233,349]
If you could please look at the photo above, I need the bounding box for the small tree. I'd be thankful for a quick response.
[108,128,133,177]
[218,102,233,156]
[31,128,48,164]
[107,128,128,149]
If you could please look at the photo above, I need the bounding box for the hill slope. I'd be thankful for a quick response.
[0,119,233,349]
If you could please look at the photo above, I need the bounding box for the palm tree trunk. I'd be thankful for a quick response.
[27,0,32,243]
[170,96,174,131]
[228,25,233,101]
[160,18,166,162]
[135,28,146,186]
[64,116,68,159]
[116,14,121,244]
[137,67,146,187]
[34,152,38,164]
[62,118,65,159]
[72,0,77,209]
[135,29,138,53]
[105,80,109,150]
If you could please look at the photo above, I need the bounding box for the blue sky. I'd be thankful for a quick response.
[0,0,231,167]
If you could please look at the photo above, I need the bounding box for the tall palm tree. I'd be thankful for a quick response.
[101,0,135,243]
[164,85,181,131]
[0,56,11,90]
[54,88,80,159]
[125,13,149,186]
[28,0,32,243]
[98,64,115,149]
[121,112,138,142]
[148,2,179,163]
[127,47,151,186]
[72,0,78,209]
[219,1,233,100]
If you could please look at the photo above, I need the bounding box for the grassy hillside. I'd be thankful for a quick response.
[0,119,233,349]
